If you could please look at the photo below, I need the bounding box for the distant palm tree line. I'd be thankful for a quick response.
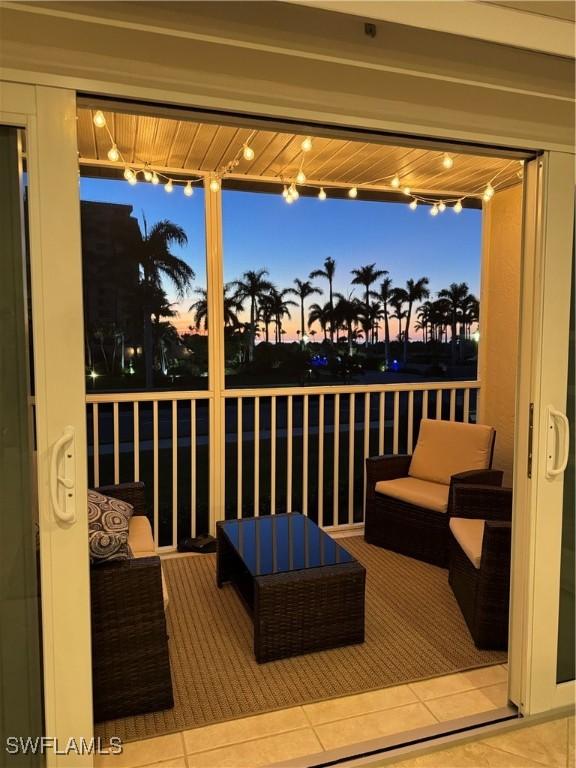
[189,256,479,365]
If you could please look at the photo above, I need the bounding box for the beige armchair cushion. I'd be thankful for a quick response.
[449,517,485,569]
[375,477,450,514]
[128,516,169,609]
[408,419,494,486]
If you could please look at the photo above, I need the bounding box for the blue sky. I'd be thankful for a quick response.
[81,178,481,338]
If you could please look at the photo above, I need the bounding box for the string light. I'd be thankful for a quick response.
[348,186,358,199]
[296,169,307,184]
[151,171,159,185]
[184,181,194,197]
[128,174,137,186]
[409,199,418,210]
[430,204,439,217]
[438,201,446,213]
[164,179,173,193]
[318,187,326,200]
[290,184,299,200]
[442,153,454,169]
[453,200,463,213]
[391,175,401,188]
[123,168,136,182]
[143,167,153,182]
[93,110,106,128]
[210,177,221,192]
[107,144,120,162]
[286,194,295,205]
[483,182,494,202]
[282,185,289,198]
[301,137,313,152]
[403,187,411,196]
[243,144,255,161]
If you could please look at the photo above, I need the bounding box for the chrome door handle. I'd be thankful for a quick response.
[546,407,570,479]
[50,426,76,524]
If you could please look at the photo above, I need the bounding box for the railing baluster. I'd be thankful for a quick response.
[333,394,340,525]
[92,403,99,487]
[449,388,456,421]
[393,391,400,454]
[407,390,414,454]
[254,396,260,517]
[463,387,470,423]
[133,401,139,482]
[153,400,159,546]
[191,399,197,538]
[378,392,385,455]
[113,402,119,485]
[270,397,276,515]
[348,393,355,525]
[436,389,443,419]
[302,395,309,516]
[287,396,293,513]
[172,400,178,549]
[237,398,243,519]
[363,393,370,516]
[422,390,429,420]
[318,394,324,527]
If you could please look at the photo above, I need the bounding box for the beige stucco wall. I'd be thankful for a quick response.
[479,184,523,484]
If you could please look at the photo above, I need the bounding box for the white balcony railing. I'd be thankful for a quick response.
[86,381,480,552]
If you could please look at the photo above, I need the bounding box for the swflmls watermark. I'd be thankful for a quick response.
[5,737,123,756]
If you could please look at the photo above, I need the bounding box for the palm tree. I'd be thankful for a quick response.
[416,300,433,343]
[389,288,408,344]
[379,277,394,366]
[189,283,241,331]
[402,277,430,363]
[230,269,273,360]
[288,279,323,344]
[134,217,194,388]
[368,300,383,344]
[309,257,337,343]
[334,293,362,354]
[308,301,332,341]
[351,264,388,348]
[268,288,297,343]
[438,282,470,363]
[461,294,480,339]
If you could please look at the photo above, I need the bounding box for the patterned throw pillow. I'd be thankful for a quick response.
[88,490,134,563]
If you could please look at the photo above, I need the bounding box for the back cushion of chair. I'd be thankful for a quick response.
[408,419,494,486]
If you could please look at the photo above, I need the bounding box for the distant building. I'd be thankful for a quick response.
[81,201,141,341]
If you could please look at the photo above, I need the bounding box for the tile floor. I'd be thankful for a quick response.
[94,664,520,768]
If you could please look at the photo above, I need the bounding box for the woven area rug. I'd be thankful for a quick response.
[96,537,506,741]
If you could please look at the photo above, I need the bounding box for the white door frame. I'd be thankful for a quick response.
[0,82,93,766]
[510,151,575,714]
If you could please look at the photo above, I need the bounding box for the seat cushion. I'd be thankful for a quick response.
[128,517,169,609]
[449,517,486,569]
[375,477,450,513]
[408,419,495,486]
[88,489,133,563]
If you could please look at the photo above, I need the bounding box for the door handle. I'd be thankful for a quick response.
[546,407,570,479]
[50,426,76,524]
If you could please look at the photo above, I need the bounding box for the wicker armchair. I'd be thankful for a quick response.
[90,482,174,722]
[365,419,502,567]
[448,484,512,650]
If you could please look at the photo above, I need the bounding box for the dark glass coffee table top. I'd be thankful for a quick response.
[218,513,355,577]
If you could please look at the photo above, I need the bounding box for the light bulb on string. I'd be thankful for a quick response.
[243,144,255,161]
[128,174,137,186]
[442,154,454,169]
[301,137,313,152]
[151,172,159,185]
[143,167,153,182]
[290,184,299,200]
[107,144,120,162]
[438,201,446,213]
[210,177,221,192]
[483,182,495,201]
[453,200,463,213]
[123,167,136,182]
[318,187,327,200]
[430,204,439,217]
[164,179,173,193]
[93,110,106,128]
[348,186,358,199]
[184,181,194,197]
[403,187,411,196]
[391,175,400,189]
[282,185,289,198]
[296,169,306,185]
[286,195,294,205]
[409,199,417,210]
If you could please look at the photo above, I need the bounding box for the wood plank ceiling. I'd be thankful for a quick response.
[77,108,523,200]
